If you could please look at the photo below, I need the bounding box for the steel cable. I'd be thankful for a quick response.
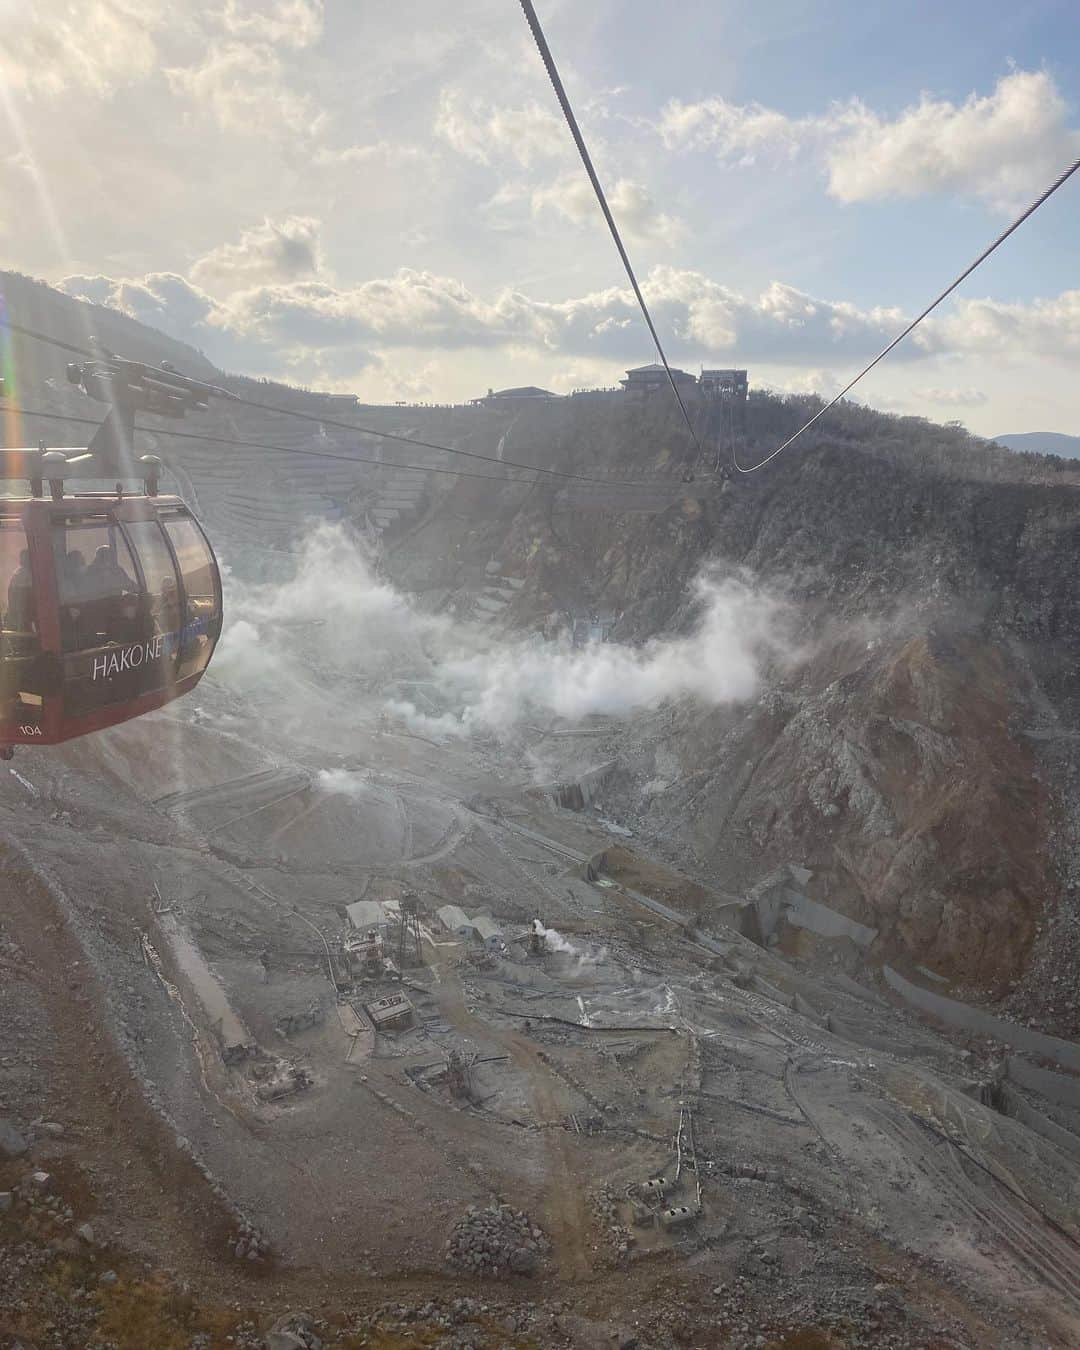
[0,316,656,487]
[734,152,1080,473]
[518,0,702,457]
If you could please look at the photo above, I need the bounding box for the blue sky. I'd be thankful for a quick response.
[1,0,1078,433]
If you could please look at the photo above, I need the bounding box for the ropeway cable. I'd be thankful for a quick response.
[0,402,538,484]
[518,0,702,459]
[734,151,1080,473]
[0,399,693,497]
[0,316,656,488]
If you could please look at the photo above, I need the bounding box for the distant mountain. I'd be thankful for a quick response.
[0,268,222,385]
[994,431,1080,458]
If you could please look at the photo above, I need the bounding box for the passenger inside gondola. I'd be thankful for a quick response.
[64,550,87,596]
[7,550,36,634]
[55,527,141,651]
[87,545,139,646]
[0,530,42,715]
[58,550,88,651]
[84,544,137,597]
[158,574,182,636]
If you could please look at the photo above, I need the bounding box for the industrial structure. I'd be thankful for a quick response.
[346,898,397,937]
[473,385,559,411]
[620,363,697,400]
[699,368,748,401]
[618,365,749,417]
[437,904,474,938]
[570,610,617,647]
[342,928,388,981]
[435,904,503,949]
[396,893,423,966]
[364,992,414,1031]
[471,915,504,951]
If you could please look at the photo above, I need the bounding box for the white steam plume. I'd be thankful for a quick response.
[317,768,373,800]
[533,917,576,955]
[212,523,785,740]
[396,570,786,737]
[533,919,605,973]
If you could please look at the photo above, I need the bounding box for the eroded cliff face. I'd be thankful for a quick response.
[621,629,1050,992]
[472,413,1080,1003]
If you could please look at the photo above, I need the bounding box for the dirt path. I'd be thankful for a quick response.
[431,954,593,1280]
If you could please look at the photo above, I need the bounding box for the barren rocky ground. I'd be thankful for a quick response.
[2,275,1080,1347]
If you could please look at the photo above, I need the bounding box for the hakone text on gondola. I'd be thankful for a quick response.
[90,617,209,681]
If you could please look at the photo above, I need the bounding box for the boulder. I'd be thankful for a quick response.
[265,1311,323,1350]
[509,1247,538,1275]
[0,1119,28,1158]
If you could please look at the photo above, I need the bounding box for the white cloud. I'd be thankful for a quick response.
[434,88,566,166]
[0,2,329,143]
[478,183,530,233]
[313,140,428,168]
[191,216,324,294]
[378,358,441,402]
[218,0,324,49]
[0,1,323,111]
[60,252,1080,398]
[165,41,325,138]
[434,87,683,245]
[771,369,844,398]
[661,70,1080,211]
[220,266,902,363]
[0,1,168,97]
[827,71,1079,210]
[912,386,988,407]
[532,174,684,245]
[660,96,805,165]
[541,269,906,364]
[57,263,1080,432]
[58,262,906,368]
[216,271,545,350]
[60,270,218,344]
[935,290,1080,358]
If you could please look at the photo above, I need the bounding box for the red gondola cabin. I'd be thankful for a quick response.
[0,351,231,755]
[0,492,222,752]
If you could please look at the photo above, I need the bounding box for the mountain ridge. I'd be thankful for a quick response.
[995,430,1080,458]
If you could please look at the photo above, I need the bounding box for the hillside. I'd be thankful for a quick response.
[407,397,1080,1021]
[4,272,1080,1346]
[5,270,1080,1016]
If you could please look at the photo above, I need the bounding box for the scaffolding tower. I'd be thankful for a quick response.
[397,893,423,967]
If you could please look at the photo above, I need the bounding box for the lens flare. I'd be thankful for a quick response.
[0,74,98,455]
[0,293,19,448]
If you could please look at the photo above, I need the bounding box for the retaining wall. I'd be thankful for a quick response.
[1000,1085,1080,1163]
[883,966,1080,1073]
[783,891,878,949]
[1005,1054,1080,1109]
[543,761,618,812]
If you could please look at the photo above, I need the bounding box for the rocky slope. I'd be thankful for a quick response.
[451,402,1080,1019]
